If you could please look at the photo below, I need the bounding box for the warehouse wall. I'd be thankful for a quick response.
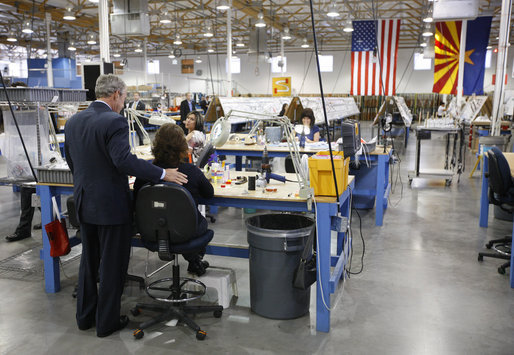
[120,48,514,96]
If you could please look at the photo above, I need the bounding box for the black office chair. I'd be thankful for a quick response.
[131,182,223,341]
[478,147,512,275]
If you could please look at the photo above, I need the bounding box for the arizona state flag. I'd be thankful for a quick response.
[433,17,492,95]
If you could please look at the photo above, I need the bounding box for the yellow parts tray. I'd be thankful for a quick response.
[308,151,349,197]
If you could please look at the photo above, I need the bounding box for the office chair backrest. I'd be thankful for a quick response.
[195,142,215,168]
[487,147,513,196]
[135,183,198,247]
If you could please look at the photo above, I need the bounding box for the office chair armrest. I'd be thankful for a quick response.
[158,238,174,261]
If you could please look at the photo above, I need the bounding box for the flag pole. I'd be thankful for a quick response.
[491,0,513,137]
[456,20,467,115]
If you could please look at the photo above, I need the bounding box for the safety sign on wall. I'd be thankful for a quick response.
[272,77,292,97]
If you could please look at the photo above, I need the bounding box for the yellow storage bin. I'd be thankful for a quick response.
[308,152,349,197]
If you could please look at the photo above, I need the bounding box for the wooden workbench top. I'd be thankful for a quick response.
[502,152,514,176]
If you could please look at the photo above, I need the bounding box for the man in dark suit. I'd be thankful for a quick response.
[179,92,196,132]
[199,95,210,114]
[65,74,188,338]
[127,92,147,145]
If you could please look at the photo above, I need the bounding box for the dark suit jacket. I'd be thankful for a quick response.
[64,101,163,225]
[128,100,145,111]
[180,99,197,121]
[200,99,209,114]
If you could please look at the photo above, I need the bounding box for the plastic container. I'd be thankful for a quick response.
[308,151,349,196]
[246,214,314,319]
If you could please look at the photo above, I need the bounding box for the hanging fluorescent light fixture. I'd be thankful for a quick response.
[134,44,143,53]
[216,0,230,10]
[63,8,76,21]
[87,34,97,45]
[422,24,433,37]
[204,23,214,37]
[343,20,354,33]
[486,45,492,50]
[207,45,215,53]
[327,2,340,18]
[113,52,121,58]
[255,12,266,28]
[160,12,171,24]
[168,51,175,58]
[301,38,309,48]
[68,41,77,51]
[236,39,245,47]
[85,56,92,63]
[423,7,433,23]
[420,42,427,48]
[22,21,33,34]
[282,27,291,40]
[6,31,17,42]
[195,56,202,63]
[89,0,99,3]
[173,34,182,45]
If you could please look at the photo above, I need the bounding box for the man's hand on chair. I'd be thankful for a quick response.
[164,168,188,185]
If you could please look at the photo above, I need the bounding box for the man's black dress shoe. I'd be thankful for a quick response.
[97,315,130,338]
[33,223,42,230]
[5,233,31,242]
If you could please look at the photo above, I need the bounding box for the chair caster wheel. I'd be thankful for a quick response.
[209,217,216,223]
[498,267,506,275]
[485,242,493,249]
[213,309,223,318]
[478,255,483,262]
[196,330,206,340]
[131,307,140,317]
[133,329,144,339]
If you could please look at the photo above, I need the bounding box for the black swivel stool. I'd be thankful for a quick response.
[131,182,222,341]
[478,147,512,275]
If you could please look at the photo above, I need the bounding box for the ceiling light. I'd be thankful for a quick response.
[87,34,96,45]
[327,2,340,18]
[236,39,245,47]
[89,0,99,3]
[216,0,230,10]
[113,52,121,58]
[85,57,92,63]
[134,44,143,53]
[168,52,175,58]
[423,7,433,23]
[486,45,492,50]
[282,27,291,40]
[204,23,214,37]
[195,56,202,63]
[207,45,215,53]
[420,42,427,48]
[160,12,171,24]
[343,20,354,33]
[422,24,433,37]
[173,34,182,45]
[255,12,266,28]
[63,8,76,21]
[22,21,33,34]
[301,38,309,48]
[68,41,77,51]
[6,31,17,42]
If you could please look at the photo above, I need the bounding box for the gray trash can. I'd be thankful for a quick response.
[246,214,314,319]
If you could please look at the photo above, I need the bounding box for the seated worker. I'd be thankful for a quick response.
[297,108,320,142]
[133,123,213,276]
[184,111,206,163]
[437,103,446,118]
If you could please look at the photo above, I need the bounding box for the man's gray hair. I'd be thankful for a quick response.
[95,74,126,98]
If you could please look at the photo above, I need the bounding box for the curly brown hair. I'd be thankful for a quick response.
[152,123,189,168]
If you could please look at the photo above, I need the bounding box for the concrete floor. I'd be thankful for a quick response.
[0,124,513,354]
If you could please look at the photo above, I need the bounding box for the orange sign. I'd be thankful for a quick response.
[181,59,194,74]
[272,77,291,97]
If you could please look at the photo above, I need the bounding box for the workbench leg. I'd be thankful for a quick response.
[236,156,242,171]
[405,127,409,147]
[316,203,331,333]
[375,155,386,226]
[511,220,514,288]
[479,156,489,228]
[37,185,61,293]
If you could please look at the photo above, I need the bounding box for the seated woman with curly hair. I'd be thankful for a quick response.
[133,123,213,276]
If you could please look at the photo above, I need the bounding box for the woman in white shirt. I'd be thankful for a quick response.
[184,111,206,162]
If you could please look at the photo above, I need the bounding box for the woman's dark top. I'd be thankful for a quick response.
[134,162,214,237]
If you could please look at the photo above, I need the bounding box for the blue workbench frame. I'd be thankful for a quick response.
[478,155,514,288]
[215,147,391,226]
[37,179,355,332]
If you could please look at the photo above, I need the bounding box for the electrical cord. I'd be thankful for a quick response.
[347,207,365,276]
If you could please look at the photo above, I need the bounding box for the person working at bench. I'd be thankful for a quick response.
[297,108,320,143]
[64,74,188,338]
[185,110,206,163]
[134,123,213,276]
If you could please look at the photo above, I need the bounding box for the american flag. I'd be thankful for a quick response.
[351,19,401,96]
